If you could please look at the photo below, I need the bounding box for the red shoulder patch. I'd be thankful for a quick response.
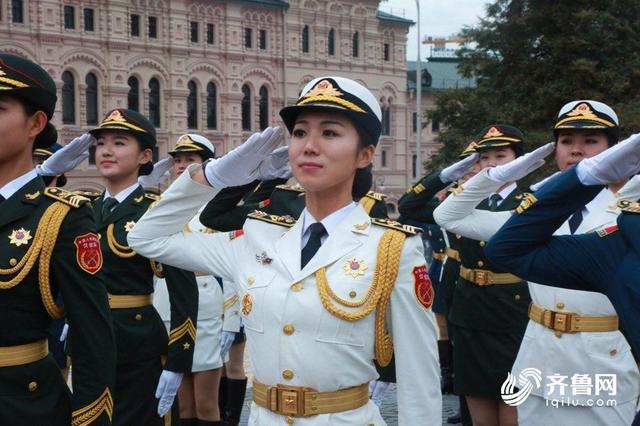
[413,265,434,310]
[74,233,103,275]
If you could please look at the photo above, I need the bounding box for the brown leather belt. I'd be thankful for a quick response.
[252,380,369,417]
[0,340,49,367]
[432,252,446,262]
[529,303,619,333]
[108,293,153,309]
[445,248,460,262]
[459,265,521,286]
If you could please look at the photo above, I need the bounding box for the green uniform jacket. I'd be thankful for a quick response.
[0,177,115,426]
[93,185,198,372]
[397,171,447,223]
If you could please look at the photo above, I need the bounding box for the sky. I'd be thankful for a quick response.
[379,0,489,60]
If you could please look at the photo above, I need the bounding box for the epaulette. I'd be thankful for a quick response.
[371,218,422,235]
[247,210,296,228]
[72,190,101,200]
[618,199,640,214]
[365,191,386,202]
[516,193,538,214]
[275,184,305,193]
[44,187,90,208]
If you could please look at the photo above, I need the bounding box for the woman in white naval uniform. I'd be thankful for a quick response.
[129,76,442,425]
[434,101,640,425]
[152,134,227,426]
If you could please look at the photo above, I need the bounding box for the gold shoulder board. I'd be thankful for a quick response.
[366,191,386,202]
[515,192,538,214]
[618,199,640,214]
[247,210,296,228]
[72,190,101,199]
[371,218,422,235]
[44,187,90,208]
[275,184,305,193]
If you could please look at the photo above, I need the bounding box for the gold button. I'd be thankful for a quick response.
[290,283,303,292]
[135,314,142,321]
[9,258,17,266]
[310,394,317,401]
[428,230,432,236]
[310,406,318,412]
[285,416,294,425]
[609,349,617,357]
[477,261,484,267]
[556,302,565,310]
[479,241,485,247]
[456,234,461,239]
[282,369,294,380]
[283,324,295,335]
[247,276,255,285]
[555,331,562,338]
[514,294,521,301]
[349,291,357,298]
[28,381,38,392]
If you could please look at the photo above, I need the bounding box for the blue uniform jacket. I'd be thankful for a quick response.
[485,166,640,363]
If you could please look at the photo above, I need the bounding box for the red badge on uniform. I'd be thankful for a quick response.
[413,265,433,310]
[74,233,103,275]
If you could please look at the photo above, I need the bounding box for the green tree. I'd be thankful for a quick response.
[427,0,640,174]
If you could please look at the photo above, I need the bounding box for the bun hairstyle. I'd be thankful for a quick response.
[34,123,58,149]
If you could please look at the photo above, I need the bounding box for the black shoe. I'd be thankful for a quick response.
[447,411,461,424]
[222,377,247,426]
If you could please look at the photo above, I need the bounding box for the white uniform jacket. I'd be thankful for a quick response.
[129,168,442,425]
[434,169,640,405]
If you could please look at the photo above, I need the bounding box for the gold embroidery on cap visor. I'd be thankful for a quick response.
[98,110,147,133]
[554,103,616,128]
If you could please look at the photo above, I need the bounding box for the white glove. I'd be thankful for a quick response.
[36,133,93,176]
[258,146,291,180]
[577,133,640,185]
[530,171,561,192]
[205,127,285,188]
[439,153,479,183]
[220,331,236,359]
[139,157,174,187]
[487,142,555,183]
[59,323,69,342]
[155,370,184,417]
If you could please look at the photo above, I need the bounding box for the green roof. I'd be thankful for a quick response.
[376,10,414,25]
[407,59,475,90]
[232,0,289,9]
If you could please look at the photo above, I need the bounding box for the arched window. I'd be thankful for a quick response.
[206,82,217,130]
[127,76,139,111]
[302,25,310,53]
[328,28,335,56]
[149,78,160,127]
[352,31,359,58]
[187,80,198,129]
[381,103,391,136]
[259,86,269,131]
[85,73,98,125]
[62,71,75,124]
[241,84,251,131]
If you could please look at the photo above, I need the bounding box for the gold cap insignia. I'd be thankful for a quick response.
[483,127,504,138]
[105,110,126,123]
[303,79,344,99]
[343,258,368,278]
[566,103,598,120]
[176,135,193,146]
[9,228,32,247]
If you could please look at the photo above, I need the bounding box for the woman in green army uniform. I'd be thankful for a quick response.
[0,53,115,425]
[89,108,199,425]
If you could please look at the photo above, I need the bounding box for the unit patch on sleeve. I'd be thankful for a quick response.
[74,233,103,275]
[413,264,434,310]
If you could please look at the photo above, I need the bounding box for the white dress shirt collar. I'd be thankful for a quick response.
[0,169,38,200]
[104,182,141,203]
[301,202,358,246]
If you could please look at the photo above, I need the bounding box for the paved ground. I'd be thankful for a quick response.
[238,384,461,425]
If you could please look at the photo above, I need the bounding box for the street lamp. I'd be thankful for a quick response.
[415,0,422,181]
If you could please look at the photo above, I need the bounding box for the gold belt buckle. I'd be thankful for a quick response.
[548,311,572,332]
[473,269,489,285]
[267,384,306,416]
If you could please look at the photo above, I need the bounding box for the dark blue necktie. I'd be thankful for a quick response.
[301,223,327,268]
[568,209,583,234]
[489,193,502,211]
[102,197,119,220]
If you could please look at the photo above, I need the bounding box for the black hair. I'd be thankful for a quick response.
[9,93,53,148]
[352,126,375,199]
[132,136,154,176]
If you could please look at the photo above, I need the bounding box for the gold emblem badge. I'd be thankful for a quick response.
[124,221,136,232]
[176,135,194,146]
[343,258,368,278]
[483,126,504,138]
[354,222,370,231]
[304,79,344,99]
[567,103,598,119]
[8,228,32,247]
[105,109,126,122]
[242,293,253,315]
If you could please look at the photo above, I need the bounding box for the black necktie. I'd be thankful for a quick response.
[0,194,5,205]
[102,197,119,219]
[301,223,327,268]
[489,193,502,211]
[568,208,584,234]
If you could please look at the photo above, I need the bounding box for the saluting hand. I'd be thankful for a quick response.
[577,133,640,185]
[36,133,94,176]
[139,157,174,187]
[487,142,555,183]
[439,153,479,183]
